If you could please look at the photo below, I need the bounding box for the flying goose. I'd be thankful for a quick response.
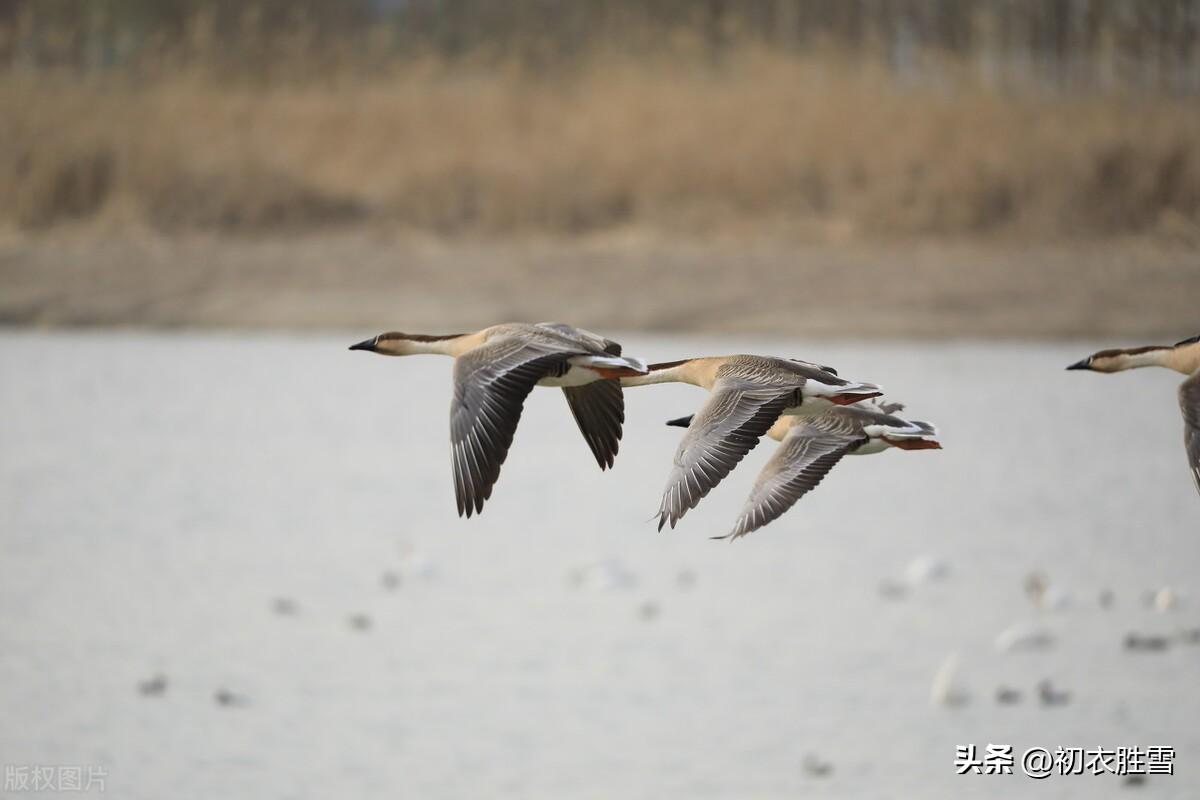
[1068,333,1200,496]
[350,322,648,517]
[666,398,940,539]
[619,355,883,530]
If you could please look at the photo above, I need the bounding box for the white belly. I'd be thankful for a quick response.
[536,364,603,388]
[852,439,889,456]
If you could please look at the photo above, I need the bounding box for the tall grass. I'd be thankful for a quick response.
[3,42,1199,238]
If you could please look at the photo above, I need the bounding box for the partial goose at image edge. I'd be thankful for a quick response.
[1068,333,1200,498]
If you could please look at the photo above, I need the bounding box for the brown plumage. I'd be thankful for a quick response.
[351,322,648,517]
[621,354,882,530]
[667,400,940,539]
[1069,335,1200,498]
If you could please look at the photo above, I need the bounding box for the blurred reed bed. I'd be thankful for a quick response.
[2,1,1200,239]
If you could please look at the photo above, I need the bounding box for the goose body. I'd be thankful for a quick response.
[350,322,649,517]
[620,355,883,530]
[667,398,940,539]
[1068,334,1200,497]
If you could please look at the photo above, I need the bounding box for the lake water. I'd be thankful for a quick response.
[2,331,1198,799]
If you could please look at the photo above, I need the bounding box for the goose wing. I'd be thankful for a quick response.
[563,379,625,469]
[722,414,866,540]
[450,337,571,517]
[1181,371,1200,496]
[533,323,629,468]
[656,379,793,530]
[534,321,622,355]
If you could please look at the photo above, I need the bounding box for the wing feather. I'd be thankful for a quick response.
[655,380,793,530]
[450,340,569,517]
[563,380,625,470]
[721,416,866,540]
[1180,371,1200,497]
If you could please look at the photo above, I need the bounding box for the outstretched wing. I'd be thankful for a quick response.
[450,338,569,517]
[656,380,792,531]
[721,415,865,540]
[563,380,625,470]
[1181,371,1200,497]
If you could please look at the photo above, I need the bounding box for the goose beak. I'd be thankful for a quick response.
[349,337,378,352]
[1066,358,1091,371]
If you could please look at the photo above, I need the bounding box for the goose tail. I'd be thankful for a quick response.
[578,354,650,378]
[866,419,942,449]
[805,379,884,405]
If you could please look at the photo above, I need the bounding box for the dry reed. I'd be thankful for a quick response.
[3,44,1199,238]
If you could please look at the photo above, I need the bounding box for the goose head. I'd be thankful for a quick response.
[349,332,464,356]
[1067,346,1169,373]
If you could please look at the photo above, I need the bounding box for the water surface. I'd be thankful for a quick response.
[2,332,1198,798]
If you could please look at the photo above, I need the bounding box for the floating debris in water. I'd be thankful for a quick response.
[271,597,298,616]
[637,601,660,621]
[1178,627,1200,645]
[380,571,401,591]
[1123,773,1148,788]
[801,753,833,779]
[995,686,1022,705]
[1152,587,1179,613]
[675,569,696,590]
[876,559,945,600]
[930,653,968,708]
[137,674,168,697]
[905,555,950,586]
[1024,571,1071,611]
[1099,588,1116,609]
[1024,571,1047,606]
[995,622,1056,653]
[348,613,372,632]
[566,558,638,592]
[214,688,248,708]
[1124,633,1170,652]
[397,543,437,580]
[1037,679,1070,707]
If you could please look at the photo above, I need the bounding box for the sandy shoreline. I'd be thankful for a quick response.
[1,229,1197,337]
